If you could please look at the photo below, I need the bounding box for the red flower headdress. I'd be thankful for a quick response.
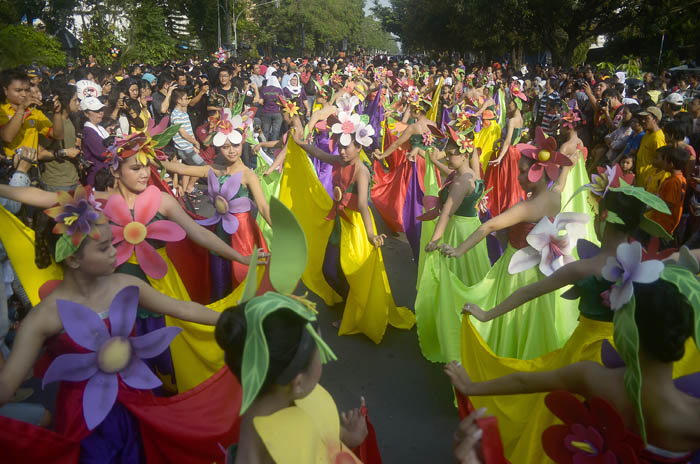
[516,126,573,182]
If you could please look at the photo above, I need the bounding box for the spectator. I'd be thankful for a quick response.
[260,75,284,142]
[283,73,310,117]
[661,92,684,125]
[79,96,109,186]
[0,70,63,158]
[540,99,560,136]
[636,106,666,188]
[209,65,238,111]
[599,88,624,131]
[535,77,560,125]
[152,73,176,123]
[647,146,689,236]
[170,88,203,196]
[250,63,265,89]
[619,152,635,180]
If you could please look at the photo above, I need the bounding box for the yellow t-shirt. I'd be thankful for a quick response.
[0,103,53,158]
[635,129,666,188]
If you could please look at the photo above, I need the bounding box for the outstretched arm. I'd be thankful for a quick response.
[294,132,340,165]
[465,258,592,322]
[161,160,215,178]
[356,166,385,247]
[244,170,271,226]
[429,149,452,176]
[375,124,416,160]
[160,193,253,264]
[0,184,58,208]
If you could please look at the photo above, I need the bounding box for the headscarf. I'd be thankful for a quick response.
[266,75,282,90]
[285,72,302,96]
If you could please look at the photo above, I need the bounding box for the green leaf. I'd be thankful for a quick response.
[54,234,79,263]
[605,210,625,225]
[639,216,673,241]
[562,184,592,209]
[613,296,646,442]
[240,248,260,304]
[152,124,181,149]
[360,114,370,124]
[609,183,670,214]
[268,196,308,294]
[661,264,700,352]
[240,297,278,414]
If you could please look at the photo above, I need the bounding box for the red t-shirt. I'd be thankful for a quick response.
[648,171,687,234]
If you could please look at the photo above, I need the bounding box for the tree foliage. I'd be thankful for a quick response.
[79,9,121,66]
[0,24,66,68]
[121,0,177,64]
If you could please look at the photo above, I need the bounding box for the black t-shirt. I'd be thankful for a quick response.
[151,91,167,123]
[212,84,240,109]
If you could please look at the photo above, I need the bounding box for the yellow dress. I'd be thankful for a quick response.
[475,121,502,172]
[254,385,362,464]
[0,203,264,393]
[280,138,415,344]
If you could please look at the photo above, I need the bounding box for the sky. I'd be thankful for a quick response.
[365,0,390,16]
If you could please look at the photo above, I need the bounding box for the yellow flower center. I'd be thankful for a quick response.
[123,221,148,245]
[97,337,132,373]
[64,214,79,226]
[214,195,229,215]
[537,150,551,162]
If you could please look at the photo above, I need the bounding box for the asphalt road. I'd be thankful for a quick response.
[23,189,458,462]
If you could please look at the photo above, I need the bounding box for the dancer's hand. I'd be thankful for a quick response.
[478,196,489,215]
[453,406,487,464]
[425,239,440,252]
[252,143,261,152]
[372,148,386,160]
[439,244,464,257]
[488,155,504,166]
[241,251,270,265]
[340,396,368,448]
[369,233,386,247]
[463,303,490,322]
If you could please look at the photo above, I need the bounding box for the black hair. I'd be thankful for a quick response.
[171,88,187,103]
[602,88,621,101]
[0,69,30,102]
[53,82,77,111]
[634,280,693,363]
[663,120,687,142]
[598,190,646,234]
[662,145,689,170]
[215,305,314,395]
[156,72,174,91]
[94,168,116,191]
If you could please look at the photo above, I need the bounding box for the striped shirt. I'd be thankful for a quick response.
[171,108,194,150]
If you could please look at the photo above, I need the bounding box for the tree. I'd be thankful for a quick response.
[79,9,121,66]
[0,24,66,68]
[121,0,177,64]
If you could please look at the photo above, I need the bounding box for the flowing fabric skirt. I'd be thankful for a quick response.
[461,245,580,359]
[337,208,416,343]
[560,154,600,248]
[414,215,491,362]
[483,145,525,217]
[475,123,502,173]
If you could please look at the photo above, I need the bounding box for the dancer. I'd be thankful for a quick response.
[440,127,579,360]
[288,109,416,343]
[483,82,527,216]
[447,253,700,463]
[0,189,239,463]
[414,129,491,363]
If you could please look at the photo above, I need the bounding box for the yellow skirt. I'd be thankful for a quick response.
[475,122,502,173]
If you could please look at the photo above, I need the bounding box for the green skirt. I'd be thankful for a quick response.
[461,244,580,359]
[415,215,491,362]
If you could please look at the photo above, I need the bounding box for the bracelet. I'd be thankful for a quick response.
[19,155,35,165]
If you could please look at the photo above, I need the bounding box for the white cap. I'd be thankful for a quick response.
[80,96,106,112]
[663,92,683,106]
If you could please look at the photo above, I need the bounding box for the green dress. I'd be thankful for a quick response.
[560,147,600,249]
[414,178,492,362]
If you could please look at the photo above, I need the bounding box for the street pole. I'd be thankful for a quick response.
[656,32,665,74]
[217,0,221,49]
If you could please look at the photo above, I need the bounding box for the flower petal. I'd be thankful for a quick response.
[609,280,634,310]
[115,242,134,267]
[146,220,186,242]
[111,225,125,244]
[83,371,118,430]
[119,358,162,390]
[544,164,561,181]
[207,169,220,198]
[601,256,623,283]
[534,126,547,150]
[616,242,642,272]
[42,353,98,389]
[528,164,544,183]
[340,133,351,146]
[631,259,664,284]
[133,186,161,224]
[130,326,182,359]
[134,242,168,279]
[108,286,139,338]
[228,197,252,214]
[508,247,540,274]
[104,194,133,227]
[221,213,240,235]
[221,172,243,200]
[196,215,222,227]
[57,299,110,350]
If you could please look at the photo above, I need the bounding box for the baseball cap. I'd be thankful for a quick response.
[80,96,106,112]
[663,92,683,106]
[141,73,156,84]
[637,106,662,121]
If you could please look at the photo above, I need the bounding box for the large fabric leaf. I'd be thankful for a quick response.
[612,296,646,442]
[152,124,181,149]
[268,196,308,294]
[240,247,260,304]
[610,180,670,214]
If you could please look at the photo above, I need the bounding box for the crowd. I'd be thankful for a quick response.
[0,49,699,463]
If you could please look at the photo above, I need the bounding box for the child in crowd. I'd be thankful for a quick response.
[540,100,560,136]
[171,88,203,196]
[612,114,645,165]
[648,145,689,236]
[619,152,635,181]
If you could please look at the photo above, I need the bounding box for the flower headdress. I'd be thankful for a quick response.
[446,126,477,155]
[44,185,108,262]
[209,108,256,147]
[567,163,672,239]
[335,93,360,115]
[328,112,375,148]
[448,110,478,135]
[515,126,573,182]
[107,117,179,169]
[278,95,300,118]
[509,81,527,110]
[233,197,338,415]
[560,100,583,129]
[588,241,700,442]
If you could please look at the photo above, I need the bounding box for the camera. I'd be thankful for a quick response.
[40,94,55,112]
[599,97,610,108]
